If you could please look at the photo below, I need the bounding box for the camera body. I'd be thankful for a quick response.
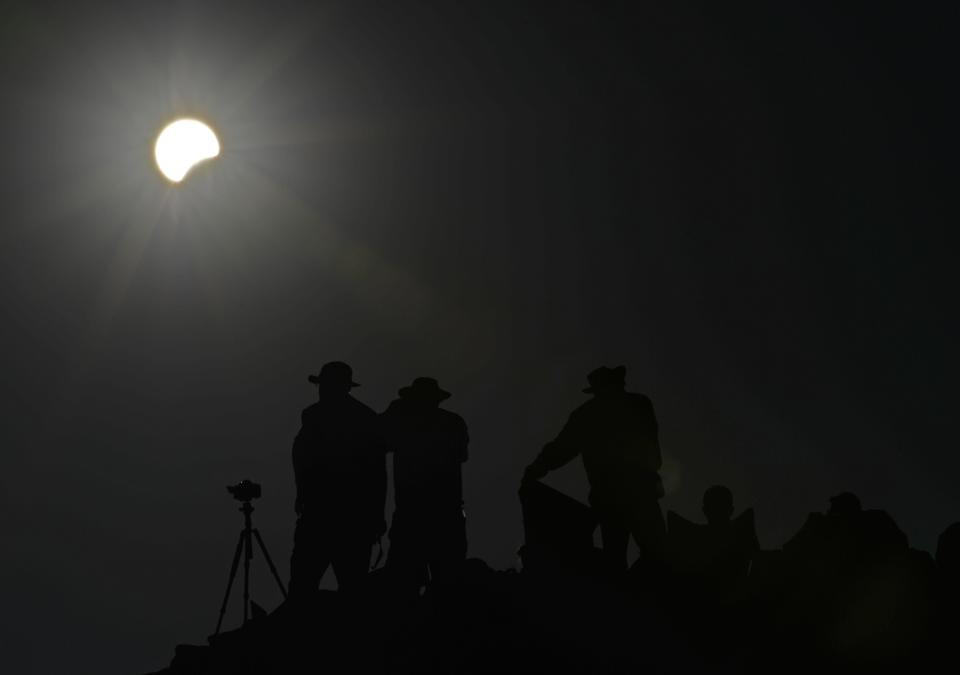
[227,479,262,502]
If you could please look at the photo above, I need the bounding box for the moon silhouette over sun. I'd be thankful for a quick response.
[154,119,220,183]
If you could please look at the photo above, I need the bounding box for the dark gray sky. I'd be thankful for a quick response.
[1,2,957,673]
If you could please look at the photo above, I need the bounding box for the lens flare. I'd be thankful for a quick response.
[154,119,220,183]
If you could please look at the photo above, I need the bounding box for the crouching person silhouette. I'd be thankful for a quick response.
[288,362,387,598]
[381,377,469,599]
[523,366,666,575]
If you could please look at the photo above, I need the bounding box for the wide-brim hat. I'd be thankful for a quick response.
[398,376,451,402]
[583,365,626,393]
[308,361,360,387]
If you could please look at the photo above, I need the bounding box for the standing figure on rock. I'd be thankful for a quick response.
[381,377,469,598]
[288,361,387,596]
[523,365,665,573]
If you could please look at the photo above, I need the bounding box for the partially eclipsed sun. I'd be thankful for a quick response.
[154,119,220,183]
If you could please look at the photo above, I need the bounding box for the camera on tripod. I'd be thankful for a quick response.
[213,479,286,636]
[226,479,261,502]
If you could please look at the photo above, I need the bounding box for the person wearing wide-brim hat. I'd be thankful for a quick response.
[397,376,452,402]
[523,365,666,574]
[289,361,387,597]
[381,376,469,598]
[307,360,361,390]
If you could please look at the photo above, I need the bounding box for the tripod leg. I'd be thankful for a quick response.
[253,528,288,598]
[214,531,245,636]
[243,529,252,625]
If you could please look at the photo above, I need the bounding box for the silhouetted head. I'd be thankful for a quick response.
[583,365,626,396]
[308,361,359,396]
[936,522,960,574]
[398,377,451,407]
[827,492,862,516]
[702,485,734,526]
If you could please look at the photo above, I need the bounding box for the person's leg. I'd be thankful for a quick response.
[599,515,631,574]
[427,509,467,584]
[330,530,373,594]
[289,512,332,597]
[386,510,429,599]
[629,499,667,570]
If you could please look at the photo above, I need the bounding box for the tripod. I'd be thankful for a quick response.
[214,499,287,635]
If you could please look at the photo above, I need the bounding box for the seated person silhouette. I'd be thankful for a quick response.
[666,485,758,598]
[523,366,665,574]
[381,377,469,598]
[782,492,907,579]
[288,362,387,597]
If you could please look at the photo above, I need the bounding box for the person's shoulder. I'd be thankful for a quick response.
[380,398,404,416]
[437,407,467,427]
[625,391,653,406]
[301,402,321,419]
[576,392,650,414]
[575,394,604,411]
[861,509,908,539]
[346,395,378,418]
[569,397,600,419]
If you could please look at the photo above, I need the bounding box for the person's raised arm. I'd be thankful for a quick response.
[523,412,582,483]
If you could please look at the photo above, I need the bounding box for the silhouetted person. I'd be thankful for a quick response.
[934,522,960,652]
[381,377,468,598]
[783,492,907,577]
[937,522,960,580]
[702,485,734,526]
[523,365,665,573]
[666,485,758,597]
[936,521,960,613]
[770,492,916,670]
[288,362,386,597]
